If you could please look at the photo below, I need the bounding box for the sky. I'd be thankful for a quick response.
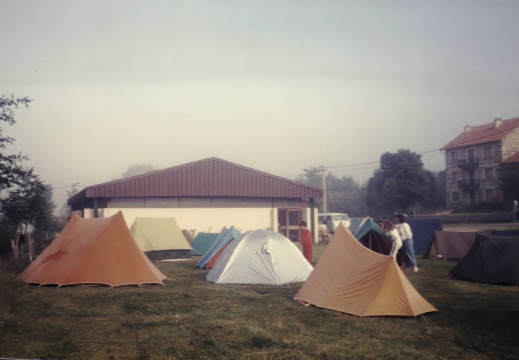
[1,0,519,214]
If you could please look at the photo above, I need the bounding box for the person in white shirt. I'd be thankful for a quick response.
[381,220,402,260]
[395,214,419,272]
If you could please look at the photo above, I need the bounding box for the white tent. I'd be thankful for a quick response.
[206,229,313,284]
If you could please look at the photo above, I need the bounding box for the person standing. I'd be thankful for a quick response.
[381,219,402,260]
[324,216,334,234]
[299,221,313,265]
[395,214,419,272]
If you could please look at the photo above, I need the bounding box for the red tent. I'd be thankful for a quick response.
[18,212,166,287]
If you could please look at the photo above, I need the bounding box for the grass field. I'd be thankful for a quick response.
[1,244,519,360]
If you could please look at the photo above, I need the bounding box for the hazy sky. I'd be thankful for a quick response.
[1,0,519,213]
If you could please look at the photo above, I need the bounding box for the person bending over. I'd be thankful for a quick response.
[395,214,419,272]
[381,219,402,261]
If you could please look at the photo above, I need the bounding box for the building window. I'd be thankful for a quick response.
[277,208,301,242]
[451,152,458,162]
[452,191,460,202]
[484,146,492,158]
[452,172,459,183]
[485,168,494,180]
[485,189,494,202]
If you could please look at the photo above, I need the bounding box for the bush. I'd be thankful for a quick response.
[0,258,28,316]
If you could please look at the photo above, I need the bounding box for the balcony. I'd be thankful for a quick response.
[458,179,480,191]
[457,158,479,168]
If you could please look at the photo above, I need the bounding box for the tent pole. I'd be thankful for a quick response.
[310,198,315,243]
[93,198,99,218]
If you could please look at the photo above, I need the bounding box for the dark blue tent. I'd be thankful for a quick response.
[448,233,519,285]
[407,218,443,254]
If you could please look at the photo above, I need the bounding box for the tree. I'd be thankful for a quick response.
[0,94,63,260]
[423,170,447,212]
[0,172,47,259]
[111,164,158,181]
[295,167,369,216]
[366,149,431,217]
[0,214,19,261]
[294,166,323,189]
[294,166,325,209]
[31,185,67,257]
[0,94,34,260]
[0,95,32,190]
[121,164,158,179]
[326,174,369,217]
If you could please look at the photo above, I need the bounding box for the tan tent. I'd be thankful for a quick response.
[130,217,191,261]
[294,223,437,317]
[17,212,166,287]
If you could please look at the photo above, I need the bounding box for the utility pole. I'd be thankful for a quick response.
[321,166,327,213]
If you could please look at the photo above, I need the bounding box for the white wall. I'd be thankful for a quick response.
[303,207,320,243]
[79,207,274,235]
[74,206,320,242]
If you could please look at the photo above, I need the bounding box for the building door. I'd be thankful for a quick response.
[277,208,301,242]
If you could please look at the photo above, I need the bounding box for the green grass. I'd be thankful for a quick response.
[1,244,519,359]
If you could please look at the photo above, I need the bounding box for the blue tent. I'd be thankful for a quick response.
[353,218,386,239]
[353,217,405,268]
[348,218,366,235]
[353,218,393,255]
[407,218,443,255]
[190,232,221,256]
[197,226,240,269]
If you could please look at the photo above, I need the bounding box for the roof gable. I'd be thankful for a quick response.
[503,151,519,164]
[68,157,323,204]
[442,117,519,150]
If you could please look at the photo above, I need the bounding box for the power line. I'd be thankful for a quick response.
[54,183,80,190]
[332,166,379,173]
[326,149,441,169]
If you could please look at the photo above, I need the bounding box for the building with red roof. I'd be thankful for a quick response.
[68,157,323,242]
[442,117,519,209]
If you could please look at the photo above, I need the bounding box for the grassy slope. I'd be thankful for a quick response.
[1,244,518,360]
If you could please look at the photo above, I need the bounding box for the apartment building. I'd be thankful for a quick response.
[442,117,519,209]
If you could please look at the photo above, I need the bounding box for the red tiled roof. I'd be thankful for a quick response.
[502,151,519,164]
[68,157,323,205]
[442,117,519,150]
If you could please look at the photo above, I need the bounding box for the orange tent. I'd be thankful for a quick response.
[17,212,166,287]
[294,223,437,317]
